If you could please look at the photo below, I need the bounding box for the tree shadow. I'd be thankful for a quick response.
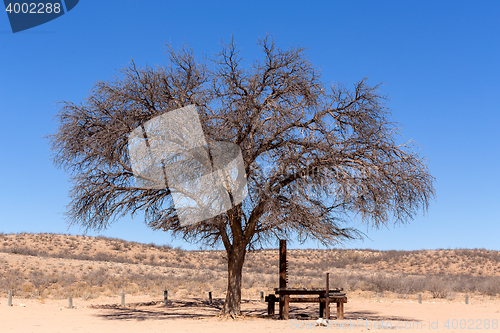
[241,303,420,322]
[92,298,420,323]
[92,298,224,321]
[344,310,420,322]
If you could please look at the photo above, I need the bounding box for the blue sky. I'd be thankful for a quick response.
[0,1,498,251]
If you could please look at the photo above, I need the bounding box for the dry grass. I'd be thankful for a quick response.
[0,232,499,301]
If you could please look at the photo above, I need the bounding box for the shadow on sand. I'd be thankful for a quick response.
[92,298,419,323]
[93,298,224,320]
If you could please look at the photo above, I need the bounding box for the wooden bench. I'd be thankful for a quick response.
[268,241,348,320]
[265,288,347,320]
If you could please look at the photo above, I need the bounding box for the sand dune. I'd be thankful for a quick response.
[1,233,499,332]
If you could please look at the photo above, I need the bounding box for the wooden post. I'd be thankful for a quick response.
[325,273,330,319]
[418,294,422,304]
[267,294,276,316]
[68,296,73,309]
[279,240,287,289]
[319,301,325,318]
[337,301,344,320]
[164,290,168,305]
[260,291,264,303]
[377,293,380,302]
[283,294,289,320]
[465,294,469,304]
[209,291,213,304]
[279,294,285,319]
[121,292,125,306]
[8,290,12,307]
[278,239,287,319]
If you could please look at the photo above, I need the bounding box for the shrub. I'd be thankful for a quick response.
[427,276,451,298]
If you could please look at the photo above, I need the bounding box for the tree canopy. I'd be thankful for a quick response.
[50,36,435,315]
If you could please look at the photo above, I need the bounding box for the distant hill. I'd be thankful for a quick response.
[1,232,499,300]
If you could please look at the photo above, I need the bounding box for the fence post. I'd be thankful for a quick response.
[325,273,330,319]
[465,294,469,304]
[164,290,168,305]
[418,294,422,304]
[209,291,213,305]
[8,290,12,307]
[69,296,73,309]
[260,291,264,303]
[376,293,380,302]
[121,292,125,306]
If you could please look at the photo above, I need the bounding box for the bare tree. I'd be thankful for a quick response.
[50,36,435,316]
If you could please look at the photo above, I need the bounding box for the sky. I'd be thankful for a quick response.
[0,1,499,251]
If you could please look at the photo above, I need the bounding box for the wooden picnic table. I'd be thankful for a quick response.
[266,286,347,320]
[268,242,348,320]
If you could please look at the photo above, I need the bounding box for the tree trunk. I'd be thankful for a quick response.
[221,245,246,316]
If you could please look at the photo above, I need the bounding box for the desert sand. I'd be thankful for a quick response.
[1,233,499,332]
[2,293,500,333]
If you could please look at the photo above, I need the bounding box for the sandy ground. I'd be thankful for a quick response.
[1,294,499,333]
